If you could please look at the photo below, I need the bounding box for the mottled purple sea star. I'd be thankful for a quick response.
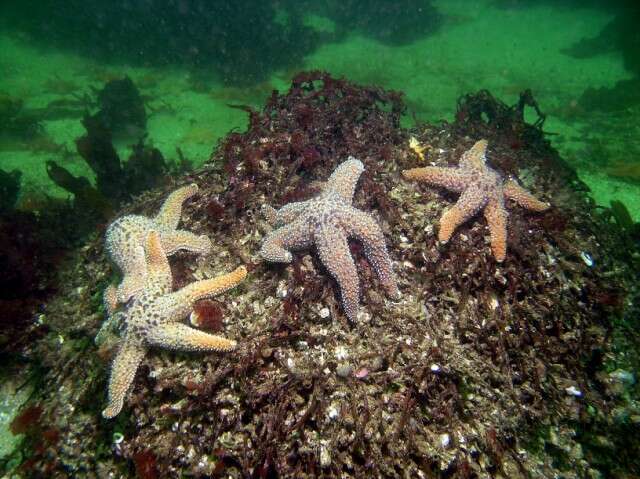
[403,139,550,261]
[102,230,247,418]
[105,184,211,305]
[259,157,400,322]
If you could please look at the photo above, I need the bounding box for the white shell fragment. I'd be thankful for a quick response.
[579,251,594,267]
[565,386,583,397]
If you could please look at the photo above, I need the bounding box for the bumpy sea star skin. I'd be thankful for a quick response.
[102,230,247,419]
[105,184,212,304]
[94,284,120,347]
[259,158,400,322]
[402,140,550,261]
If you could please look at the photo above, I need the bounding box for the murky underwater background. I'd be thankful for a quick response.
[1,0,639,219]
[1,0,639,474]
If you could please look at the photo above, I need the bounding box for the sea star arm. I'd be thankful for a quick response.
[316,227,360,322]
[344,210,400,299]
[96,285,120,346]
[161,230,212,256]
[115,245,147,302]
[102,339,146,418]
[326,157,364,202]
[103,284,118,317]
[95,313,122,347]
[263,201,309,226]
[459,139,489,170]
[146,323,237,352]
[143,231,173,290]
[438,186,487,243]
[155,183,199,230]
[402,166,467,192]
[483,197,508,262]
[503,180,550,212]
[163,266,247,319]
[259,218,313,263]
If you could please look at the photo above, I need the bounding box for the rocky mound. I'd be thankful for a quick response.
[7,72,639,478]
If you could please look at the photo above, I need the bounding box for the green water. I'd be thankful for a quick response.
[0,0,638,219]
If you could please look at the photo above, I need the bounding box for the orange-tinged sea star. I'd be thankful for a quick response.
[105,184,211,305]
[402,140,550,261]
[102,230,247,419]
[259,157,400,322]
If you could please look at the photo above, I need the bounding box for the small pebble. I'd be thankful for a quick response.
[327,405,339,420]
[580,251,594,267]
[276,280,288,298]
[565,386,582,397]
[319,441,331,467]
[370,356,385,372]
[334,346,349,360]
[336,363,353,378]
[286,357,296,373]
[488,295,499,311]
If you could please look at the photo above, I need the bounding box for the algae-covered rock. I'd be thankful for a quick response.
[6,72,639,478]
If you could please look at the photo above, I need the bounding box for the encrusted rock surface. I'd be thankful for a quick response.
[5,72,639,478]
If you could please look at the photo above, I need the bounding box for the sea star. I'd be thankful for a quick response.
[102,230,247,419]
[259,157,400,322]
[105,183,211,305]
[402,139,550,261]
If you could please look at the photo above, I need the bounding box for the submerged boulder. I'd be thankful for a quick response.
[8,72,639,478]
